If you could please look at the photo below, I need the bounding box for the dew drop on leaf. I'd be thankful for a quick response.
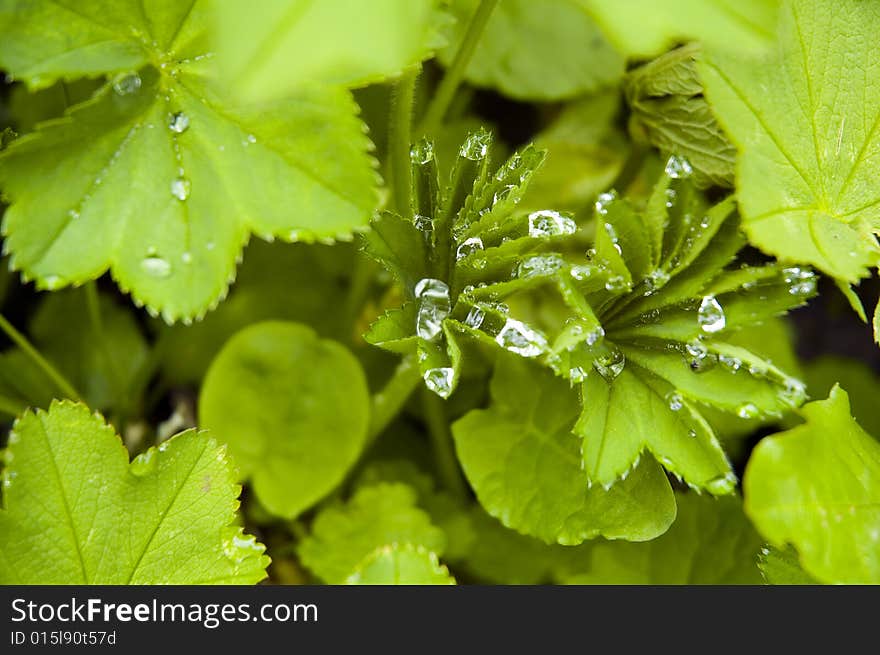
[698,295,726,333]
[459,130,491,160]
[414,278,450,341]
[410,139,434,164]
[168,111,190,133]
[666,391,684,411]
[464,305,485,329]
[718,354,742,372]
[423,367,454,398]
[593,346,625,382]
[495,318,548,357]
[528,210,576,237]
[130,450,157,477]
[456,237,483,260]
[736,402,760,419]
[782,266,817,296]
[684,338,717,373]
[112,72,141,95]
[141,256,172,278]
[664,155,693,179]
[643,268,670,295]
[570,264,595,281]
[594,191,616,216]
[604,274,628,293]
[705,471,737,495]
[171,176,191,201]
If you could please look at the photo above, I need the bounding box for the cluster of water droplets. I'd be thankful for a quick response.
[664,155,694,179]
[684,338,717,373]
[516,254,565,279]
[414,278,451,341]
[782,266,817,296]
[594,191,617,216]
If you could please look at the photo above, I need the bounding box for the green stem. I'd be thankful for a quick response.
[610,142,648,195]
[0,393,23,418]
[124,328,170,416]
[389,66,419,214]
[0,313,80,401]
[421,387,468,501]
[341,253,377,343]
[368,356,422,440]
[418,0,500,136]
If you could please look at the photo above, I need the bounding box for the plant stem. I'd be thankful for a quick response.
[0,313,80,401]
[0,393,23,418]
[418,0,500,136]
[368,356,422,441]
[610,142,648,195]
[389,66,419,214]
[421,387,469,501]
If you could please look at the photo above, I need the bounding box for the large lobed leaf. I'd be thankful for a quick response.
[744,386,880,584]
[701,0,880,284]
[199,321,370,519]
[0,1,377,322]
[0,401,268,584]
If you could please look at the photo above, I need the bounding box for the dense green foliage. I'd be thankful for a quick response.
[1,0,878,585]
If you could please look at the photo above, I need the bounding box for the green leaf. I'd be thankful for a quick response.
[744,386,880,583]
[563,493,763,584]
[452,355,676,545]
[759,545,819,585]
[8,78,104,133]
[346,544,455,585]
[0,401,268,584]
[0,7,377,322]
[625,44,736,188]
[579,0,779,58]
[701,0,880,284]
[216,0,447,102]
[440,0,624,100]
[298,482,446,583]
[361,211,429,292]
[199,321,370,518]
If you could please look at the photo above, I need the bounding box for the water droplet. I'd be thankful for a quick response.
[528,210,577,237]
[495,319,548,357]
[246,134,257,144]
[68,209,80,220]
[171,176,191,200]
[604,222,618,243]
[736,402,760,419]
[782,267,817,296]
[141,256,172,278]
[664,155,693,179]
[687,429,698,439]
[705,471,737,495]
[684,338,717,372]
[464,305,485,329]
[424,367,455,398]
[414,278,450,341]
[131,450,157,477]
[570,264,595,281]
[456,237,483,260]
[593,347,625,382]
[414,214,433,238]
[665,188,677,208]
[666,391,684,411]
[643,269,670,295]
[517,254,564,279]
[460,130,491,160]
[595,191,616,216]
[605,275,628,293]
[586,326,605,346]
[181,251,192,264]
[43,275,64,290]
[569,366,587,383]
[112,72,141,95]
[718,354,742,372]
[492,184,517,207]
[410,139,434,164]
[168,111,190,133]
[779,378,807,407]
[698,295,726,333]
